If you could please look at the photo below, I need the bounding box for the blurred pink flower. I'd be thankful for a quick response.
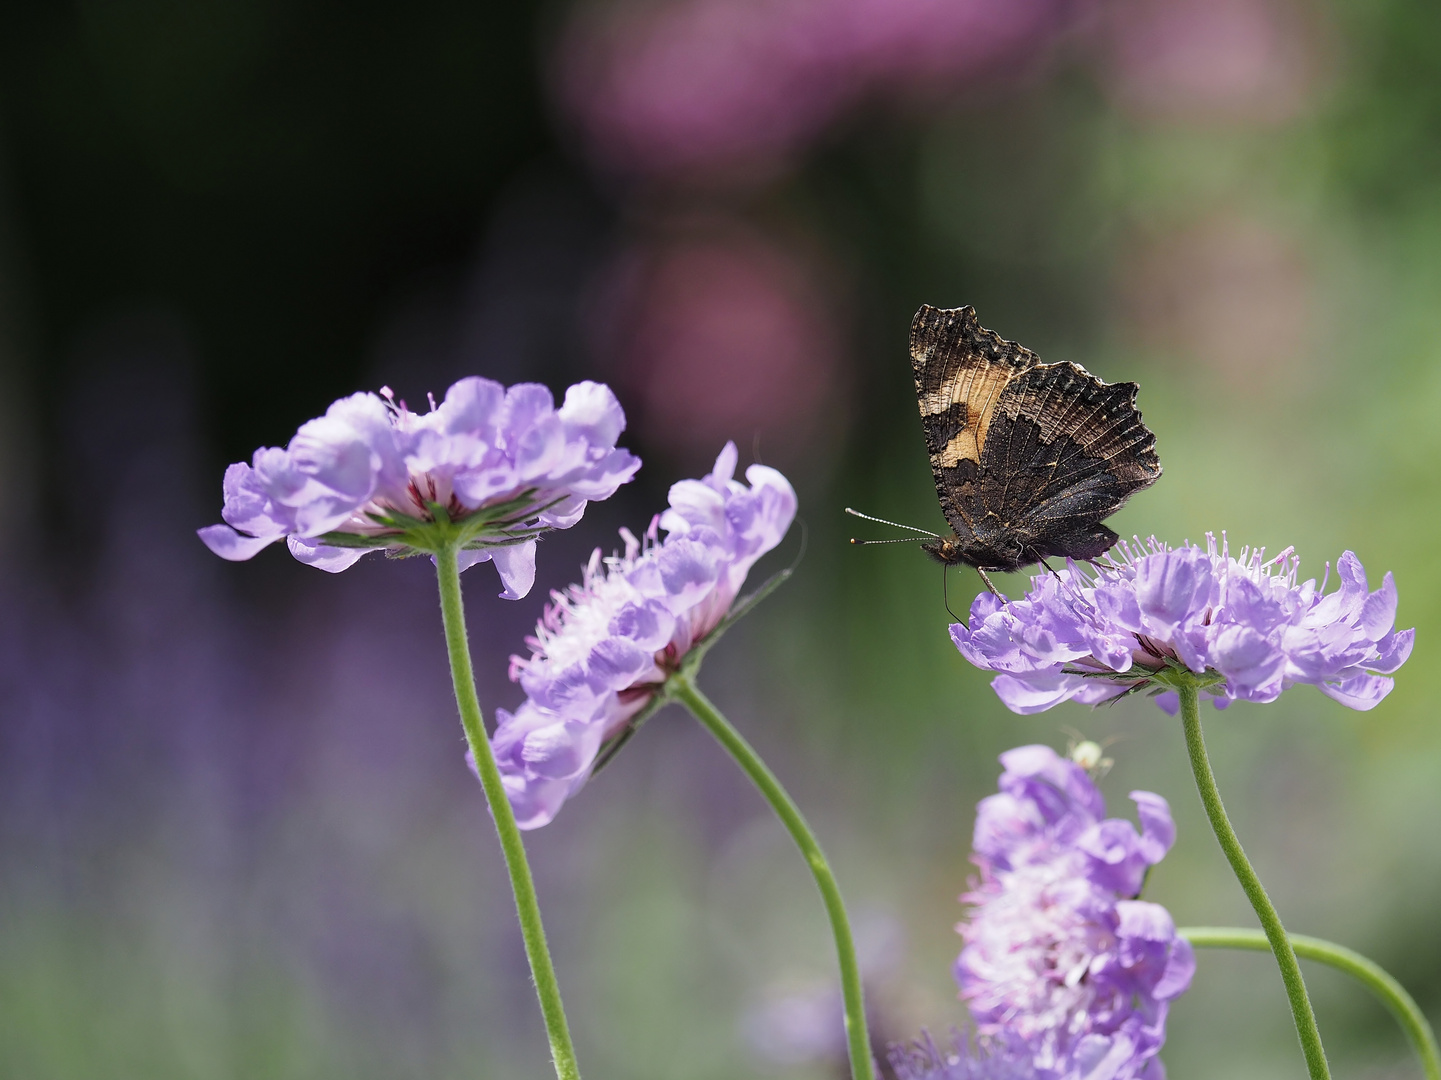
[592,225,849,468]
[557,0,1075,180]
[1100,0,1327,126]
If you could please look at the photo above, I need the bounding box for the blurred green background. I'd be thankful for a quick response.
[0,0,1438,1077]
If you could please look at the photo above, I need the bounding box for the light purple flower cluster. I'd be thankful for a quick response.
[198,379,640,599]
[952,535,1413,715]
[955,745,1195,1080]
[493,442,797,828]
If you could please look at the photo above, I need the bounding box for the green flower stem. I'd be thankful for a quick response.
[671,676,876,1080]
[1181,927,1440,1080]
[434,543,581,1080]
[1177,679,1330,1080]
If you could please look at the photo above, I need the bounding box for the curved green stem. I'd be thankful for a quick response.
[671,676,876,1080]
[1182,927,1440,1080]
[435,544,581,1080]
[1177,680,1329,1080]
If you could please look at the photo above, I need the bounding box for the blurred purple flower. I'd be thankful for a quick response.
[593,227,849,470]
[558,0,1074,180]
[888,1031,1041,1080]
[198,379,640,599]
[951,535,1413,714]
[1101,0,1322,128]
[956,745,1194,1079]
[491,442,796,828]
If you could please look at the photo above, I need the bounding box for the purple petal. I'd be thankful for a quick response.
[1207,624,1285,696]
[654,538,721,609]
[512,412,570,479]
[1078,819,1148,896]
[1360,572,1398,642]
[1134,549,1211,637]
[499,767,576,831]
[1093,583,1143,633]
[437,376,505,439]
[1130,791,1175,863]
[519,718,603,781]
[609,600,677,651]
[500,382,557,442]
[990,671,1090,715]
[489,541,537,600]
[1370,627,1414,675]
[1153,936,1196,1001]
[1221,574,1284,634]
[219,457,297,537]
[197,524,280,561]
[660,477,727,535]
[455,543,538,600]
[998,744,1106,823]
[1318,672,1394,710]
[710,440,739,485]
[557,380,626,445]
[287,535,369,573]
[559,447,642,499]
[586,636,655,691]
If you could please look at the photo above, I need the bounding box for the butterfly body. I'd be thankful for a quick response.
[911,304,1160,574]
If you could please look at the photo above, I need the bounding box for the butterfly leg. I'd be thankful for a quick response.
[942,564,963,624]
[975,567,1003,598]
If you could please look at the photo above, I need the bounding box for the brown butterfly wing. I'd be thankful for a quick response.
[909,304,1037,538]
[975,358,1161,562]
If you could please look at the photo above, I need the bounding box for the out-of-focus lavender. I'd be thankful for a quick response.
[556,0,1079,181]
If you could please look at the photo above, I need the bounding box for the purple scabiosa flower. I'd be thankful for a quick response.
[491,442,796,828]
[951,535,1414,715]
[198,379,640,599]
[956,746,1194,1080]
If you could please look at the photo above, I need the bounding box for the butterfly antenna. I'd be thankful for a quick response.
[844,507,939,537]
[976,567,1003,598]
[849,536,925,546]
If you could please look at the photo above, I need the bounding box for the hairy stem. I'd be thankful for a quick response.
[435,544,581,1080]
[1178,681,1329,1080]
[671,677,876,1080]
[1182,927,1439,1080]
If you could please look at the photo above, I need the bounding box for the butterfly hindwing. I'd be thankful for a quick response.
[975,361,1159,559]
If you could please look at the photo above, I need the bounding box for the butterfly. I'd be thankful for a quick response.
[853,305,1160,593]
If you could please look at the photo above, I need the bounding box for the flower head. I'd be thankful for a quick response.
[490,442,796,828]
[198,379,640,599]
[951,535,1413,714]
[956,745,1194,1080]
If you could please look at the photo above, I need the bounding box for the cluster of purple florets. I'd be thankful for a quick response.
[199,378,639,598]
[949,745,1195,1079]
[952,535,1413,715]
[493,442,797,828]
